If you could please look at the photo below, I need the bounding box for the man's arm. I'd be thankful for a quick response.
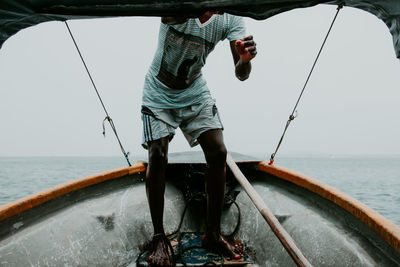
[230,35,257,81]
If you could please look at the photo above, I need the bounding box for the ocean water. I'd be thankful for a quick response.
[0,156,399,227]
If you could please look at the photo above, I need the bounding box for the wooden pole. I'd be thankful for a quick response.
[226,153,313,267]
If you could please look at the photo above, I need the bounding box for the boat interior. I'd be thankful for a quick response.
[0,152,399,266]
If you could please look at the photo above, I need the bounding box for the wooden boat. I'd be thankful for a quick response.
[1,0,400,266]
[0,152,399,266]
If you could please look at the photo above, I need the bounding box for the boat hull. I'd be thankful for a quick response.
[0,155,399,266]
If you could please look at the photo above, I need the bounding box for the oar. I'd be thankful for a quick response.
[226,153,313,267]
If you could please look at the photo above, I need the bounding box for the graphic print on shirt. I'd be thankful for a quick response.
[156,27,215,89]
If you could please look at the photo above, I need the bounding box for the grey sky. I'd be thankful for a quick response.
[0,5,399,159]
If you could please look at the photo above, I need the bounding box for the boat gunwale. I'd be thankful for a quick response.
[258,161,400,254]
[0,161,146,222]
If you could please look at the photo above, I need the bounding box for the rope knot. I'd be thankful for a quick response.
[268,154,275,165]
[289,111,298,121]
[102,116,112,137]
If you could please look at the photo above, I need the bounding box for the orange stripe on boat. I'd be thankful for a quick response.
[258,161,400,254]
[0,162,146,223]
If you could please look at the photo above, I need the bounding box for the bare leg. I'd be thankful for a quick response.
[197,129,243,259]
[146,137,171,266]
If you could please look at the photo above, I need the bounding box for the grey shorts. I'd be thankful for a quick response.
[141,99,224,149]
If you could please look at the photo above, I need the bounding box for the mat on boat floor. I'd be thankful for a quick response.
[137,232,253,266]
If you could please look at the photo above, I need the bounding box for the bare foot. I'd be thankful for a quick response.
[147,234,171,266]
[231,238,244,254]
[202,234,243,259]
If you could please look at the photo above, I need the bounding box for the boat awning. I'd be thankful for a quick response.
[1,0,399,58]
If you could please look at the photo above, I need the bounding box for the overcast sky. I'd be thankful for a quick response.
[0,5,399,159]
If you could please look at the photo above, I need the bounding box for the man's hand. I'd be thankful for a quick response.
[230,35,257,81]
[235,35,257,63]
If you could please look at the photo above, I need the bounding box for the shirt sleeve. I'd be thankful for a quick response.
[226,15,246,41]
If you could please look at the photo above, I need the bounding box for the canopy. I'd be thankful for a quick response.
[0,1,399,58]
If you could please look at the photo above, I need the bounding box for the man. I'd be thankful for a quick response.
[141,11,257,266]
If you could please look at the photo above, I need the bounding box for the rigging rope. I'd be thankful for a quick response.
[64,21,132,166]
[268,4,344,165]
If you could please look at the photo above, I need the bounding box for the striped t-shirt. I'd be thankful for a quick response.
[142,13,246,109]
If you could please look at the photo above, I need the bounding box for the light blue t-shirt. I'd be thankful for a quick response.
[142,13,246,109]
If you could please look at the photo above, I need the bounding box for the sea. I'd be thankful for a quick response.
[0,155,399,227]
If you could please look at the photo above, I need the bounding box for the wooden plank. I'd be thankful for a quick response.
[226,153,312,267]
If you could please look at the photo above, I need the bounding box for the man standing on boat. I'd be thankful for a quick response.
[141,11,257,266]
